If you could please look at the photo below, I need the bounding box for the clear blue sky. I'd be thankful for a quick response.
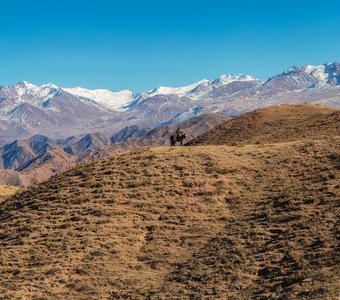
[1,0,340,91]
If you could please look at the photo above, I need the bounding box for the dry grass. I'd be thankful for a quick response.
[188,103,340,146]
[0,137,339,299]
[0,185,20,203]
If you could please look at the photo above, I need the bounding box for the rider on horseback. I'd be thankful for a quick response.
[170,126,187,146]
[176,127,184,139]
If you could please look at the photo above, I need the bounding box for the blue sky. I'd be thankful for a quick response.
[1,0,340,91]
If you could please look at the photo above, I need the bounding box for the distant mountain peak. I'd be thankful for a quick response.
[1,81,60,103]
[143,75,261,98]
[41,82,59,89]
[146,79,210,97]
[19,80,36,89]
[302,64,329,84]
[268,61,340,89]
[286,62,340,82]
[212,74,261,86]
[16,81,58,91]
[63,86,136,111]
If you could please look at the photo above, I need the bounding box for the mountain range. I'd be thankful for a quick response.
[1,62,340,146]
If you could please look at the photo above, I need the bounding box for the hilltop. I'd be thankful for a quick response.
[0,137,339,299]
[109,113,230,151]
[0,113,229,187]
[187,103,340,146]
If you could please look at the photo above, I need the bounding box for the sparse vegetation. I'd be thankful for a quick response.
[0,185,20,203]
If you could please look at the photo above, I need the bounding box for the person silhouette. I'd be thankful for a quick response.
[175,127,183,139]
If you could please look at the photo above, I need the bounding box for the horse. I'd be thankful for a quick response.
[170,133,187,146]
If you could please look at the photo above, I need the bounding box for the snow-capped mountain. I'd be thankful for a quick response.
[63,87,137,111]
[0,62,340,145]
[0,81,60,108]
[144,79,210,98]
[211,74,260,87]
[293,62,340,86]
[141,75,261,99]
[265,62,340,91]
[0,81,115,145]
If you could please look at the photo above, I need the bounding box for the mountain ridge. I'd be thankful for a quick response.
[1,62,340,145]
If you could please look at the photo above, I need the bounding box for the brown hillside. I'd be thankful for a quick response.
[0,138,339,299]
[187,104,340,146]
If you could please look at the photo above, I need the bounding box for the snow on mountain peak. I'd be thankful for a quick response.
[5,73,261,110]
[20,81,39,90]
[302,64,328,83]
[6,81,60,101]
[63,87,135,111]
[285,62,340,86]
[219,74,258,82]
[146,79,210,97]
[213,74,260,86]
[42,82,58,89]
[139,75,261,100]
[3,62,338,118]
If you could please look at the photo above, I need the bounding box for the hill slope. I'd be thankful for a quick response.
[187,104,340,146]
[0,139,339,299]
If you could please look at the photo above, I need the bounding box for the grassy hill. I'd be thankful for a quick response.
[187,103,340,146]
[0,135,339,299]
